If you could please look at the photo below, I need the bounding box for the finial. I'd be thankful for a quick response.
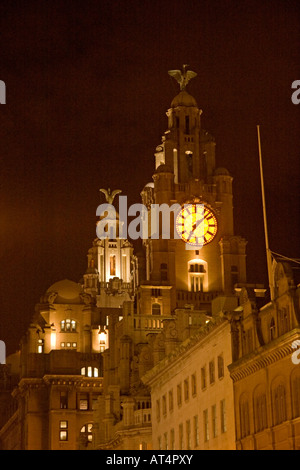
[99,188,122,204]
[168,65,197,91]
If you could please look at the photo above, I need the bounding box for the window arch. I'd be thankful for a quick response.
[291,369,300,418]
[61,319,77,332]
[81,366,99,377]
[239,395,250,438]
[80,423,93,448]
[152,303,161,316]
[253,386,268,432]
[188,259,208,292]
[272,382,287,425]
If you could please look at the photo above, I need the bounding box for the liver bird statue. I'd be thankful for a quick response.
[168,65,197,91]
[99,188,122,204]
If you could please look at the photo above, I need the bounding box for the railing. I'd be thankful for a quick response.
[134,409,152,425]
[133,315,173,331]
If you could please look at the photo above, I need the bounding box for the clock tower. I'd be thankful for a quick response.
[139,67,247,323]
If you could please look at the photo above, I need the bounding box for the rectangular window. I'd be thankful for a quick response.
[221,399,227,433]
[186,420,191,450]
[212,404,217,438]
[110,255,116,276]
[59,420,68,441]
[218,355,224,379]
[169,389,173,412]
[184,378,189,401]
[179,423,183,450]
[203,409,209,442]
[201,366,206,389]
[193,415,199,447]
[156,399,160,422]
[162,394,167,416]
[60,391,68,409]
[191,373,197,396]
[170,428,175,450]
[177,383,182,407]
[209,360,215,384]
[79,394,89,410]
[164,432,168,450]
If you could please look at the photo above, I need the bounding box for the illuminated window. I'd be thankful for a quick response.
[188,260,207,292]
[61,319,76,332]
[110,255,116,276]
[79,394,89,410]
[80,423,93,444]
[37,339,44,354]
[61,342,77,349]
[59,421,68,441]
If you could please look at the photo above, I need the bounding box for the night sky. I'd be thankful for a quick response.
[0,0,299,355]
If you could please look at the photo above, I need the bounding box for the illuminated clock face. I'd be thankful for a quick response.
[175,204,218,247]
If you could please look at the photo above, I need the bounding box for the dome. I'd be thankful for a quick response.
[154,163,173,174]
[214,167,230,176]
[171,90,198,108]
[46,279,83,304]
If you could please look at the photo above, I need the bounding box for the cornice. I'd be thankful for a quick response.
[142,316,227,387]
[228,328,300,382]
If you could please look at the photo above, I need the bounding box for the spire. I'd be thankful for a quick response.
[168,65,197,91]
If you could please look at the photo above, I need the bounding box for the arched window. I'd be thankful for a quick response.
[61,319,77,332]
[188,260,208,292]
[152,303,161,316]
[81,366,99,377]
[80,423,93,448]
[273,383,286,425]
[278,308,289,336]
[254,393,268,432]
[291,372,300,418]
[239,396,250,438]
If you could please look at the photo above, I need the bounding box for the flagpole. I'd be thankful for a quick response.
[257,125,275,301]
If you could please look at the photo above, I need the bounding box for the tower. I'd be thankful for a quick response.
[140,66,247,334]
